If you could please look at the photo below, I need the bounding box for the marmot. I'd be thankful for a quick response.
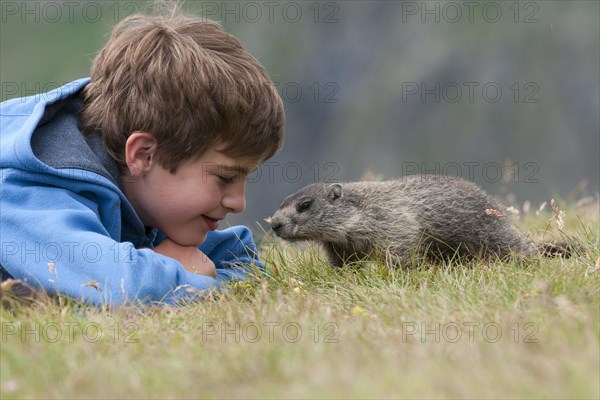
[269,175,572,268]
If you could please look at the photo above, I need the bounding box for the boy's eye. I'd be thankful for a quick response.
[218,175,236,185]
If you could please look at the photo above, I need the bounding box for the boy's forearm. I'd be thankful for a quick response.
[0,171,219,306]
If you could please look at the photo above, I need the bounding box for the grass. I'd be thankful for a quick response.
[1,200,599,399]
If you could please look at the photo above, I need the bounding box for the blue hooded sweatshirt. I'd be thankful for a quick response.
[0,78,264,306]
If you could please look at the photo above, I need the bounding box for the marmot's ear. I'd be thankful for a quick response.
[328,184,342,203]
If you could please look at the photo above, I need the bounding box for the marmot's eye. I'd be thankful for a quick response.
[298,200,313,212]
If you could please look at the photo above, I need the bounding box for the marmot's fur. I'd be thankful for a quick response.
[269,176,572,267]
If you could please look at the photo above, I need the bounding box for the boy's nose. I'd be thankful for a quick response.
[222,190,246,214]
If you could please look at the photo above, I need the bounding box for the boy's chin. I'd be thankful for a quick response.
[167,232,207,247]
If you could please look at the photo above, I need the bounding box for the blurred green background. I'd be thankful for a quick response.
[1,1,598,231]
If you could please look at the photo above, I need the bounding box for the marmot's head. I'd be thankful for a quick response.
[269,183,355,242]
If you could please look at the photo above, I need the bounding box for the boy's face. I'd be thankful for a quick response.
[123,137,256,246]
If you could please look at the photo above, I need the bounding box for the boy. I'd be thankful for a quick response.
[0,7,285,305]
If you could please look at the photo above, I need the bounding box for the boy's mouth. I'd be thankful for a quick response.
[202,215,220,231]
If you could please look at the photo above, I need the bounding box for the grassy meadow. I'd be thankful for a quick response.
[1,199,599,399]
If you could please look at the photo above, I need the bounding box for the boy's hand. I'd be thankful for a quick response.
[153,237,216,277]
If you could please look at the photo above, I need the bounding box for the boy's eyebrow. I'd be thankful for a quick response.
[218,164,253,175]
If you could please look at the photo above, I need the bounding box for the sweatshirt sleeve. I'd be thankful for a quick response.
[0,169,220,306]
[198,226,265,282]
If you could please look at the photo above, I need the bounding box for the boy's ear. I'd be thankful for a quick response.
[124,132,158,176]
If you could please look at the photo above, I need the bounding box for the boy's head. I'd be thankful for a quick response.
[80,5,284,174]
[79,4,285,246]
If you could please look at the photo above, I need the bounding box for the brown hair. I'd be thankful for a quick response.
[80,4,284,173]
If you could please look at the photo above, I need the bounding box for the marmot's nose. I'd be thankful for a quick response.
[269,216,283,233]
[271,222,283,233]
